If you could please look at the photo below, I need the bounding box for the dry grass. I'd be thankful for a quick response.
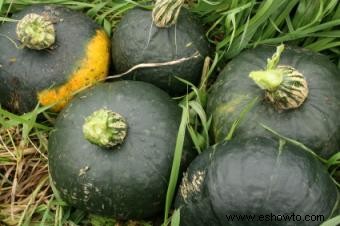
[0,126,52,226]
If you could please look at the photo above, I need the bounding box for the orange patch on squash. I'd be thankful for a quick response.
[38,30,110,111]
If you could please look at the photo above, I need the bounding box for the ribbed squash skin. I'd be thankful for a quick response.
[175,137,339,226]
[207,46,340,158]
[111,8,210,96]
[48,81,193,219]
[0,5,110,113]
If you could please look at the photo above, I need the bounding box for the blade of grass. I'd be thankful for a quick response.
[321,215,340,226]
[257,0,299,40]
[17,176,49,226]
[257,19,340,46]
[225,96,258,141]
[326,152,340,169]
[39,195,54,226]
[260,123,327,164]
[163,101,189,225]
[187,126,202,153]
[170,208,180,226]
[188,101,210,148]
[0,107,50,131]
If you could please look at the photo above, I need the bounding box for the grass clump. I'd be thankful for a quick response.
[190,0,340,66]
[0,108,52,225]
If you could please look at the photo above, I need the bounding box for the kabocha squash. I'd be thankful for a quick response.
[207,45,340,158]
[175,137,339,226]
[0,5,110,113]
[111,0,210,95]
[48,81,193,219]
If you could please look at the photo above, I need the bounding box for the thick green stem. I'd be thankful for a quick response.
[83,109,128,149]
[249,44,309,110]
[152,0,184,28]
[16,13,55,50]
[249,70,283,92]
[266,44,285,70]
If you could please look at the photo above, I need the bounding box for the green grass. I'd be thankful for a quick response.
[1,0,340,226]
[190,0,340,67]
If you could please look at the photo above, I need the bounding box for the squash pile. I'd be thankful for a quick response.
[175,45,340,225]
[46,0,203,221]
[1,1,339,226]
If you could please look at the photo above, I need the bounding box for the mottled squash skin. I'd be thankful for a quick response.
[207,46,340,158]
[175,137,339,226]
[111,8,210,96]
[0,5,110,113]
[48,81,194,219]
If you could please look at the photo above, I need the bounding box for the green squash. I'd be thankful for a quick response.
[48,81,194,219]
[175,137,339,226]
[111,6,210,96]
[0,5,110,113]
[207,45,340,158]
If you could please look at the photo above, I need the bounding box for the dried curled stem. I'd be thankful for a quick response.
[152,0,184,28]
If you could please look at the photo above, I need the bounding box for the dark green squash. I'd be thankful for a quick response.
[48,81,194,219]
[207,45,340,158]
[0,5,110,113]
[111,3,210,96]
[175,137,339,226]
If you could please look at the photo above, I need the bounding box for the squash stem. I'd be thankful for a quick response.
[152,0,184,28]
[249,44,285,91]
[266,44,285,70]
[249,69,284,92]
[82,109,128,149]
[16,13,55,50]
[249,44,309,110]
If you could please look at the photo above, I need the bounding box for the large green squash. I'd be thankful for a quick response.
[0,5,110,113]
[111,5,210,96]
[175,137,339,226]
[207,45,340,158]
[48,81,193,219]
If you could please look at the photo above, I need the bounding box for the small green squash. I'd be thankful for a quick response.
[111,2,210,95]
[0,5,110,113]
[48,81,193,219]
[175,137,339,226]
[207,45,340,158]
